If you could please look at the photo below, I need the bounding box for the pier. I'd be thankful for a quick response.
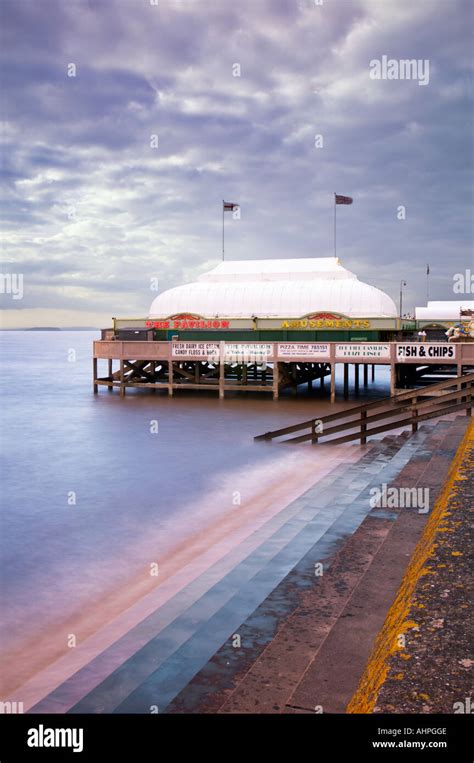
[93,339,474,402]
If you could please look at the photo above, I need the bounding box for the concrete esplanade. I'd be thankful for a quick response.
[94,257,474,400]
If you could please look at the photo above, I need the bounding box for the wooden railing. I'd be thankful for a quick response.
[255,373,473,445]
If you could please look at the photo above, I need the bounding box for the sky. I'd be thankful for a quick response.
[1,0,473,328]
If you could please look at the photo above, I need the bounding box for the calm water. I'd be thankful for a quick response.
[0,331,391,693]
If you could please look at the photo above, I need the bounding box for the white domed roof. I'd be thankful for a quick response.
[149,258,397,319]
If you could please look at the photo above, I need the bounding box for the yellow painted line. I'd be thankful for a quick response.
[347,419,473,714]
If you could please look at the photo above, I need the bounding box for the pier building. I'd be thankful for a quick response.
[93,258,474,401]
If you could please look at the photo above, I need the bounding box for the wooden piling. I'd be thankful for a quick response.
[219,341,225,399]
[390,363,396,397]
[107,359,113,391]
[273,361,279,400]
[119,359,125,397]
[343,364,349,399]
[330,363,336,404]
[168,359,174,397]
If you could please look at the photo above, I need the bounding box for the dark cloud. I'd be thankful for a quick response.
[1,0,472,325]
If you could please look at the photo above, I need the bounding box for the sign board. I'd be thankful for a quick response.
[281,318,371,330]
[224,343,273,361]
[336,343,390,359]
[396,344,456,360]
[171,342,219,358]
[277,343,330,359]
[171,342,273,362]
[148,319,230,330]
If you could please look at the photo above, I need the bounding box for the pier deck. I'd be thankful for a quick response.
[93,340,474,401]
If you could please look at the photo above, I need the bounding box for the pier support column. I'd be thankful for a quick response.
[273,362,279,400]
[93,358,98,394]
[120,359,125,397]
[168,360,173,397]
[330,363,336,404]
[343,363,349,399]
[390,363,396,397]
[292,363,297,397]
[371,364,375,382]
[107,359,113,391]
[354,363,360,394]
[219,341,225,399]
[363,363,368,387]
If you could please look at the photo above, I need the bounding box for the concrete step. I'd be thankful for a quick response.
[283,417,469,713]
[169,417,468,714]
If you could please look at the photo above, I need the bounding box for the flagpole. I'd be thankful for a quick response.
[222,200,225,260]
[426,264,430,302]
[334,193,337,258]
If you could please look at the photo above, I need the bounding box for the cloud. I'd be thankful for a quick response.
[1,0,472,325]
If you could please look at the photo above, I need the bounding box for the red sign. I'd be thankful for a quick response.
[146,319,230,330]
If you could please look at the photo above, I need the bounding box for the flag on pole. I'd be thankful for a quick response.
[335,194,353,205]
[334,193,353,257]
[426,264,430,275]
[222,201,239,260]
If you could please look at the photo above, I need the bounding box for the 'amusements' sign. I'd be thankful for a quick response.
[281,318,371,330]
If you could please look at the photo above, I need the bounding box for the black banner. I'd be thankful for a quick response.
[0,713,471,761]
